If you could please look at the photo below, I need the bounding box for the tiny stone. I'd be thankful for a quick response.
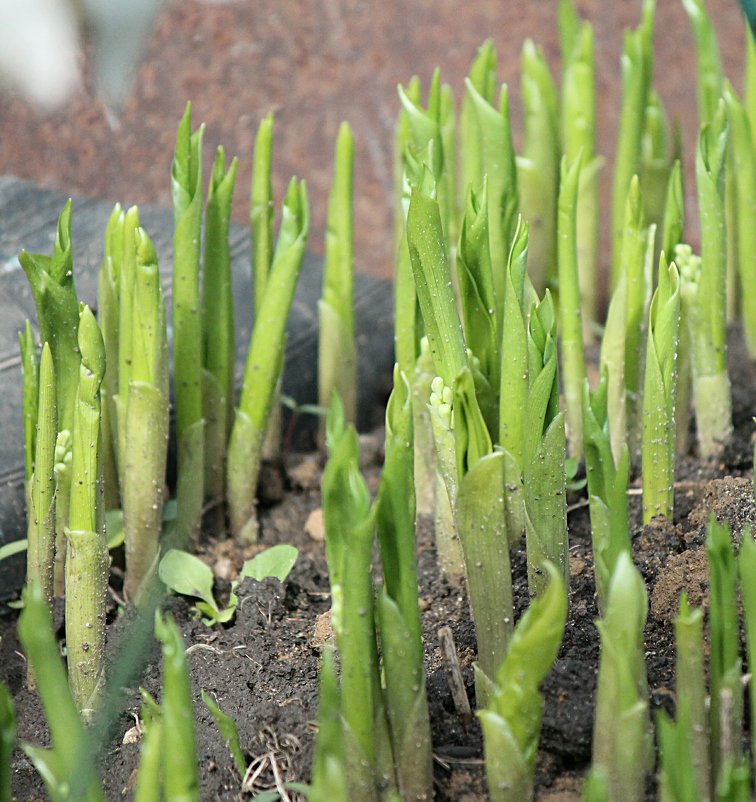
[288,457,321,490]
[304,508,325,542]
[312,609,333,650]
[213,556,235,581]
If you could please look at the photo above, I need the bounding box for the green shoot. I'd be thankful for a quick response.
[459,40,497,207]
[457,449,513,702]
[123,229,169,604]
[639,91,672,259]
[678,105,731,457]
[394,76,421,378]
[322,413,392,799]
[19,200,79,438]
[227,178,309,543]
[19,201,79,595]
[202,146,238,529]
[498,218,532,539]
[0,684,14,802]
[133,707,161,802]
[642,257,680,523]
[201,690,246,775]
[657,706,703,802]
[582,374,631,612]
[738,528,756,784]
[458,179,498,396]
[478,564,566,802]
[406,178,466,385]
[171,102,206,546]
[465,78,519,321]
[557,153,587,459]
[65,305,107,717]
[19,581,104,801]
[523,292,568,596]
[623,177,655,463]
[559,8,601,338]
[251,113,275,313]
[97,205,124,512]
[674,593,710,800]
[707,516,741,783]
[154,613,200,802]
[591,552,652,801]
[18,320,39,485]
[319,122,357,433]
[518,38,559,295]
[682,0,724,126]
[27,343,57,621]
[610,1,654,287]
[309,646,348,802]
[723,85,756,357]
[661,160,685,260]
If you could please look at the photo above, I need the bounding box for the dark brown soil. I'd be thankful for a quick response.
[2,327,756,801]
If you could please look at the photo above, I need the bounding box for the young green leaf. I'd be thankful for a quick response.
[465,78,519,320]
[459,40,497,206]
[159,549,220,618]
[406,181,467,386]
[239,544,298,582]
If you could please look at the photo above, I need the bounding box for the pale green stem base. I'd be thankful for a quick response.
[65,528,109,717]
[434,471,464,587]
[227,409,264,544]
[175,419,205,548]
[124,382,169,604]
[693,371,733,458]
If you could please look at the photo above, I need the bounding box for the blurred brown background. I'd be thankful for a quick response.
[0,0,747,285]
